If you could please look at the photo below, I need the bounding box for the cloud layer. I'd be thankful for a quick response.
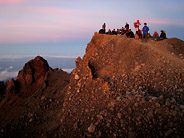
[0,66,18,81]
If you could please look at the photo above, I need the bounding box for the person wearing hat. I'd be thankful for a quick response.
[134,20,141,38]
[153,31,159,41]
[142,23,149,42]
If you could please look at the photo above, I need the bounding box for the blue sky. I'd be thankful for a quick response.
[0,0,184,58]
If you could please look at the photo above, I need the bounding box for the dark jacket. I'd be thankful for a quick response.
[112,30,117,35]
[160,31,167,39]
[125,24,129,29]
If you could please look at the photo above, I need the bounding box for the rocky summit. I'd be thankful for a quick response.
[0,33,184,138]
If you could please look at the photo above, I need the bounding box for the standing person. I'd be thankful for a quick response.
[160,30,167,40]
[142,23,149,42]
[102,23,106,32]
[125,22,129,29]
[134,20,141,36]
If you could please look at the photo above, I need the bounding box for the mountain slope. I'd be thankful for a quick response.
[59,33,184,137]
[0,33,184,137]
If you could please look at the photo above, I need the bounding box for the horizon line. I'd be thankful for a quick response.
[0,53,84,59]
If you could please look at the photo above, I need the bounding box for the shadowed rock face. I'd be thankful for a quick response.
[0,33,184,138]
[16,56,50,94]
[17,56,49,85]
[0,81,5,99]
[0,56,70,138]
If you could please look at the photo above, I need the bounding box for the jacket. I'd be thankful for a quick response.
[153,32,159,37]
[134,22,141,28]
[142,26,149,34]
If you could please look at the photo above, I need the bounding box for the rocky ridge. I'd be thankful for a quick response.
[0,33,184,137]
[59,33,184,137]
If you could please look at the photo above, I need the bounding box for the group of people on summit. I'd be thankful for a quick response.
[99,20,167,42]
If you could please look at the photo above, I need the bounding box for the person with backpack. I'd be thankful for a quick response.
[142,23,149,42]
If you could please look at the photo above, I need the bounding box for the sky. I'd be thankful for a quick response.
[0,0,184,58]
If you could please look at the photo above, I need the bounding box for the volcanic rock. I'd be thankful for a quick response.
[59,33,184,137]
[0,56,70,138]
[0,33,184,138]
[16,56,50,95]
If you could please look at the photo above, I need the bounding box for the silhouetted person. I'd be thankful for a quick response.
[99,29,105,34]
[142,23,149,42]
[126,29,135,38]
[125,22,129,29]
[107,29,112,35]
[102,23,106,32]
[129,29,135,38]
[160,30,167,40]
[112,29,117,35]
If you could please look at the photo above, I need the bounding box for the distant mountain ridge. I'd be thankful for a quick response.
[0,57,76,81]
[0,33,184,137]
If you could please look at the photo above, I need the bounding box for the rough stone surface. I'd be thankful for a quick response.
[0,33,184,138]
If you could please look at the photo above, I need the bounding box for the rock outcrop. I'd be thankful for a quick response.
[0,33,184,137]
[0,56,70,138]
[16,56,50,95]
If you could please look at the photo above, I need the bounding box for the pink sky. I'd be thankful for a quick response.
[0,0,183,44]
[0,0,42,4]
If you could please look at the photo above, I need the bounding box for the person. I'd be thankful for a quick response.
[99,29,105,34]
[121,27,126,35]
[125,29,134,38]
[102,23,106,32]
[153,31,159,41]
[138,30,142,39]
[134,20,141,37]
[117,29,120,34]
[125,22,129,29]
[111,29,117,35]
[107,29,111,35]
[142,23,149,42]
[129,29,135,38]
[160,30,167,40]
[125,28,131,37]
